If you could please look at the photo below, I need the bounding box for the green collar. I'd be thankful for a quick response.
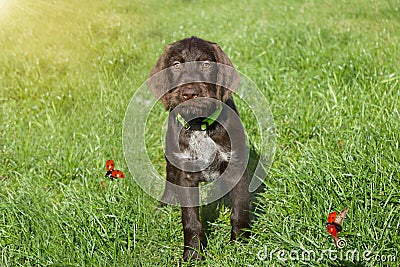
[176,104,223,131]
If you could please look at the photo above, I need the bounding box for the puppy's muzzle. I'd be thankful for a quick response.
[181,84,200,100]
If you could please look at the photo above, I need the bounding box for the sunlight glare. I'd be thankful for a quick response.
[0,0,11,15]
[0,0,7,9]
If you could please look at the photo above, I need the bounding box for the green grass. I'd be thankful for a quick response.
[1,0,399,266]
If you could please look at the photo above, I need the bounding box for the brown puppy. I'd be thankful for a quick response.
[147,36,250,261]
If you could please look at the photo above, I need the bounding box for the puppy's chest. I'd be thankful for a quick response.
[179,131,231,182]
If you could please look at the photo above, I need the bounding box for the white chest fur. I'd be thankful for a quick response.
[174,131,231,182]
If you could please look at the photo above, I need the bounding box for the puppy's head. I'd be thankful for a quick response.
[147,36,239,119]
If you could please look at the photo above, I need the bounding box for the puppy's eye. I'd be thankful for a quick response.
[202,61,211,69]
[173,61,181,69]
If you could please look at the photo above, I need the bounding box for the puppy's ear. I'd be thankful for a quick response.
[147,45,172,109]
[211,43,240,102]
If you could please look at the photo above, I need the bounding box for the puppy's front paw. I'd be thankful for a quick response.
[231,228,251,242]
[183,248,203,261]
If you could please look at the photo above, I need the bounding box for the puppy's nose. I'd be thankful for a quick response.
[181,86,200,100]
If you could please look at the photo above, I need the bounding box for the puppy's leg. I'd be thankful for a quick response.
[230,169,251,241]
[158,181,177,207]
[177,176,206,261]
[159,161,179,207]
[181,206,206,261]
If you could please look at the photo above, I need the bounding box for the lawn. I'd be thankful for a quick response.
[0,0,399,266]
